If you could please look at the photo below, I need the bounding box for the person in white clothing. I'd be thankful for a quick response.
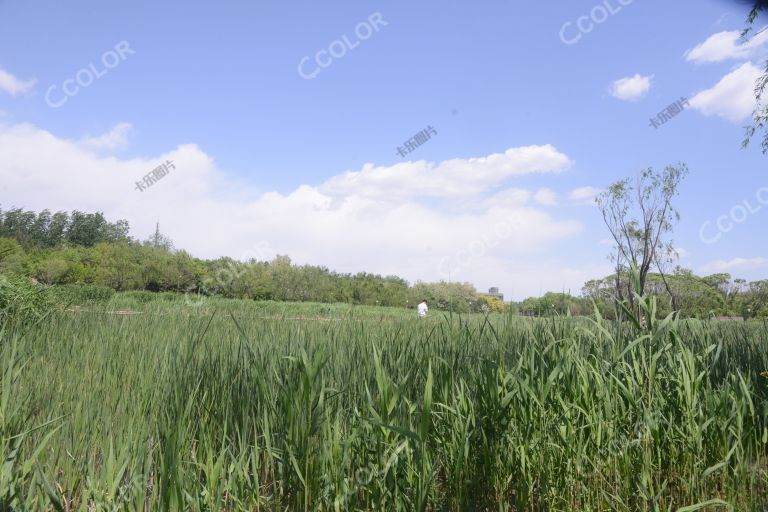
[417,299,428,318]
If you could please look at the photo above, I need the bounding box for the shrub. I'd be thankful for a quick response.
[119,290,158,304]
[48,284,115,306]
[0,274,55,326]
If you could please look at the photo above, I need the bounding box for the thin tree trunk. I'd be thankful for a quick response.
[656,266,678,313]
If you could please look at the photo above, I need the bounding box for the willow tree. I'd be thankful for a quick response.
[741,1,768,152]
[596,164,688,310]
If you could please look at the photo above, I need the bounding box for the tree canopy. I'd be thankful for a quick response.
[596,164,688,308]
[741,1,768,152]
[0,206,509,313]
[2,206,767,318]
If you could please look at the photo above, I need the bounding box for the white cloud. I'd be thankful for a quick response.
[714,13,730,27]
[533,188,557,206]
[0,68,36,96]
[568,186,602,206]
[685,26,768,64]
[320,145,572,200]
[699,257,768,273]
[689,62,762,122]
[480,188,531,209]
[609,74,653,102]
[0,121,589,300]
[77,123,133,151]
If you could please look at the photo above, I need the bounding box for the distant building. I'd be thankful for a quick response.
[484,287,504,302]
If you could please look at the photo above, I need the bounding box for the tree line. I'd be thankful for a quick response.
[0,206,506,313]
[0,207,131,248]
[517,270,768,319]
[2,206,766,317]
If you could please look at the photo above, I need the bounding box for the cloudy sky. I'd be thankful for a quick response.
[0,0,766,300]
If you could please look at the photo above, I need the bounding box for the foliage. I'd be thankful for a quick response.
[596,164,688,306]
[0,274,55,326]
[0,297,766,510]
[145,222,174,252]
[580,270,768,319]
[120,290,162,305]
[479,294,508,313]
[0,207,130,249]
[409,281,479,313]
[3,207,768,320]
[518,291,585,317]
[742,2,768,153]
[47,284,115,306]
[0,228,500,313]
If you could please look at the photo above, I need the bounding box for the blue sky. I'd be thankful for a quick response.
[1,0,766,299]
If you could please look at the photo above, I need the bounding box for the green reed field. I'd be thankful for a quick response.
[1,292,767,511]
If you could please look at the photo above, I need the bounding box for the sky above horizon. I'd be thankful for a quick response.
[1,0,767,300]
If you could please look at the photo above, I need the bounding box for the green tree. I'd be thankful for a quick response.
[47,211,69,246]
[0,237,28,276]
[596,164,688,311]
[66,211,108,246]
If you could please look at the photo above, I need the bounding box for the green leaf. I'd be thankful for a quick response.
[677,499,731,512]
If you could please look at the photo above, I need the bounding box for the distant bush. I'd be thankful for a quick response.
[119,290,158,304]
[48,284,115,306]
[0,274,55,326]
[157,292,185,302]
